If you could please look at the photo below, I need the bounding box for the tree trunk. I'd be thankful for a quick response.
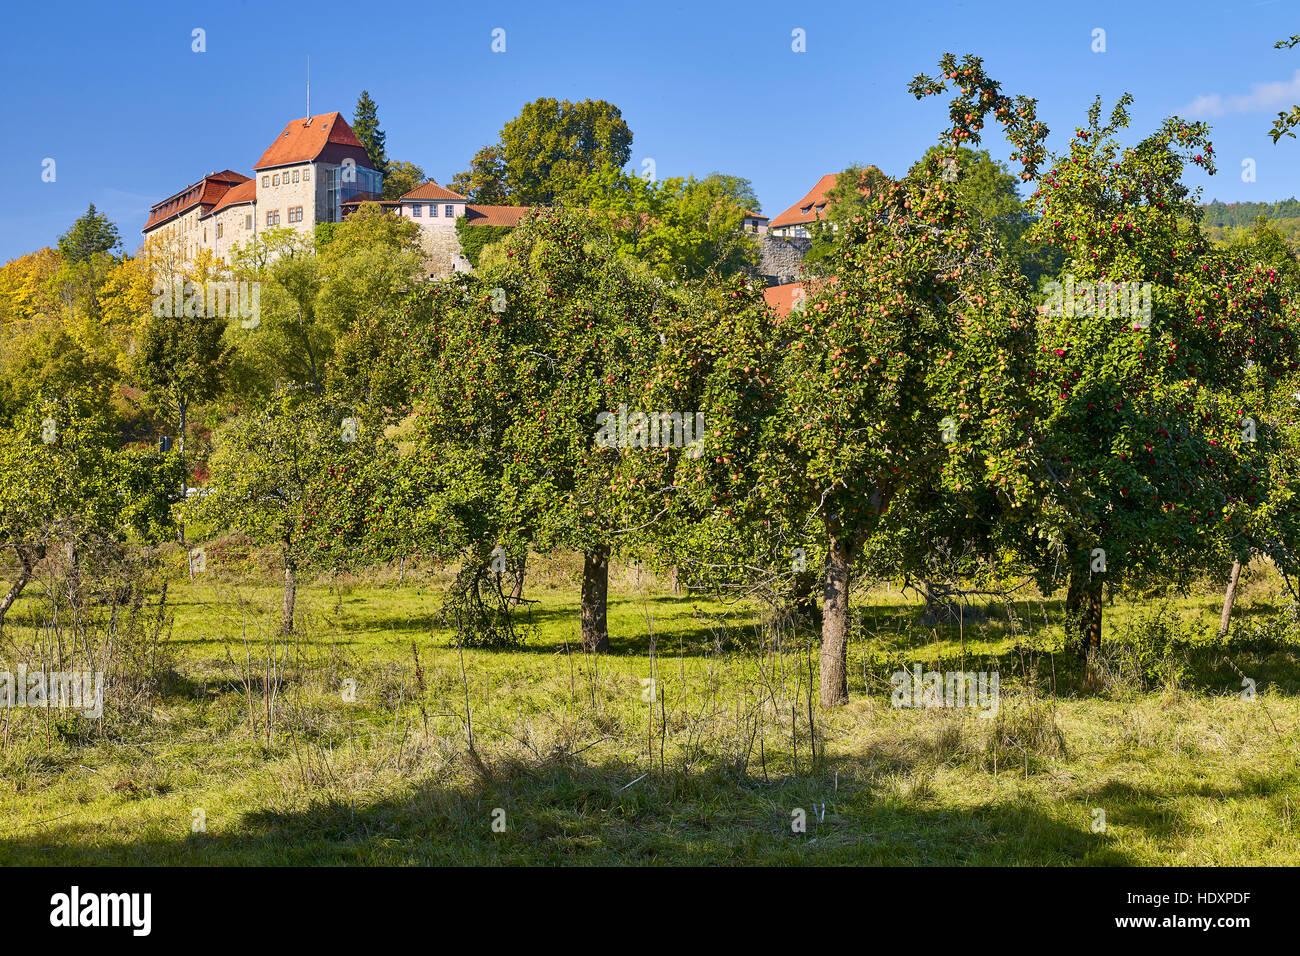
[282,557,297,635]
[791,568,822,626]
[670,565,681,595]
[508,556,525,606]
[0,547,34,627]
[1065,563,1084,627]
[1083,577,1102,657]
[820,535,852,707]
[1063,537,1105,659]
[1218,557,1244,637]
[580,546,609,652]
[177,399,188,547]
[1066,561,1104,659]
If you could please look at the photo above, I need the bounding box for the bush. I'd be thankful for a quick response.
[454,218,513,268]
[1219,604,1300,651]
[1102,603,1202,690]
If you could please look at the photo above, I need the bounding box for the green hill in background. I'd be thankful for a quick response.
[1201,198,1300,247]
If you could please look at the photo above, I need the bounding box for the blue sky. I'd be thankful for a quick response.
[3,0,1300,262]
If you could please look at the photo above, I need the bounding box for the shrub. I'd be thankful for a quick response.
[1102,603,1202,690]
[454,217,514,268]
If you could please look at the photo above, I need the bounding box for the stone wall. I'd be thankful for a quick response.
[255,162,316,240]
[758,234,812,285]
[412,223,471,278]
[208,203,257,262]
[144,206,205,261]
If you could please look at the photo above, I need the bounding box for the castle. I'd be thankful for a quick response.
[143,110,839,289]
[141,112,527,277]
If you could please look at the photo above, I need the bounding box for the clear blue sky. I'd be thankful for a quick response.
[3,0,1299,262]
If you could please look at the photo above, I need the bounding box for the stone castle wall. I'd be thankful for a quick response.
[414,222,472,278]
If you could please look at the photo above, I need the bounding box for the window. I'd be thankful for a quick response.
[273,174,280,186]
[324,164,380,223]
[203,228,207,242]
[412,204,421,217]
[446,205,455,218]
[288,206,303,224]
[262,176,269,187]
[303,168,310,182]
[429,204,438,217]
[266,210,280,227]
[245,214,253,230]
[216,223,223,239]
[293,170,300,183]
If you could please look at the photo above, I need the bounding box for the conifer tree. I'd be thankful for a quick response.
[352,90,389,179]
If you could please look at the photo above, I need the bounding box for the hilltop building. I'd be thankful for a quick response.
[767,174,840,238]
[340,182,531,275]
[143,121,863,285]
[143,113,380,259]
[760,170,884,308]
[741,210,769,234]
[141,170,251,262]
[142,112,524,277]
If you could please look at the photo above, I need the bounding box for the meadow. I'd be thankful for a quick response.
[0,549,1296,866]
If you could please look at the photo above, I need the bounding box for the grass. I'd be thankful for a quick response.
[0,552,1297,865]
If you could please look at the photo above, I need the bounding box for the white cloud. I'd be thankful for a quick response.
[1185,69,1300,118]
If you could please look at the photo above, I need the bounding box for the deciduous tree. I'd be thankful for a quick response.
[452,98,633,205]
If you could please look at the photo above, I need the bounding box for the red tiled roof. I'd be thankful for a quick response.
[743,209,768,220]
[400,181,466,202]
[768,174,839,230]
[769,171,878,230]
[198,171,248,203]
[202,178,257,218]
[763,282,805,315]
[254,112,369,170]
[143,170,250,232]
[763,277,835,316]
[464,204,531,227]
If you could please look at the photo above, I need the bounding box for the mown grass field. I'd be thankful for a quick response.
[0,553,1297,865]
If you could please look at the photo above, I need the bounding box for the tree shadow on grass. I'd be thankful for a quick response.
[1064,773,1300,856]
[878,617,1300,699]
[0,754,1139,866]
[323,599,769,659]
